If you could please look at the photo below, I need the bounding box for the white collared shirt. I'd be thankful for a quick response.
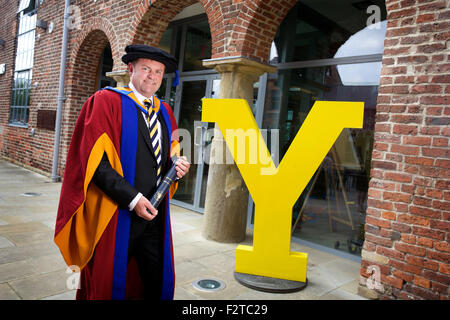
[128,82,162,148]
[127,82,163,211]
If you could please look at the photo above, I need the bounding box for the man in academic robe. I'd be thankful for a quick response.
[54,45,190,300]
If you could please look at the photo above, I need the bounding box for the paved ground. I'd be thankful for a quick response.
[0,159,366,300]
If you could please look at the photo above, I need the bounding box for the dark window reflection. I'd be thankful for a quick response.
[183,20,212,71]
[272,0,387,63]
[98,45,117,89]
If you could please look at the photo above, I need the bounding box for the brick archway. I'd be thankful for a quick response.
[238,0,297,62]
[68,16,119,76]
[66,16,119,114]
[59,20,117,174]
[210,0,298,62]
[130,0,196,46]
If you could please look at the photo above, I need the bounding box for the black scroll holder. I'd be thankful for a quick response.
[148,157,180,209]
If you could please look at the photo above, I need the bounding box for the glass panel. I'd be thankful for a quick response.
[25,107,30,123]
[263,63,378,256]
[336,61,382,86]
[18,0,31,13]
[15,13,36,71]
[21,0,36,15]
[9,108,14,122]
[183,20,211,71]
[166,81,177,107]
[174,25,183,64]
[11,70,30,106]
[18,12,36,35]
[155,78,167,100]
[19,108,24,123]
[10,70,31,124]
[159,27,173,54]
[98,45,116,89]
[272,1,387,63]
[155,77,177,106]
[199,122,215,208]
[15,33,28,71]
[172,80,207,204]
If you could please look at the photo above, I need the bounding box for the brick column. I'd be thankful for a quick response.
[359,0,450,300]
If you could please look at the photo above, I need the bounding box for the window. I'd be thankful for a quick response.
[9,0,37,126]
[17,0,36,15]
[97,45,117,90]
[262,0,387,256]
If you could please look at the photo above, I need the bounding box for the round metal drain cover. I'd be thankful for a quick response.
[22,192,41,197]
[234,272,307,293]
[192,278,226,292]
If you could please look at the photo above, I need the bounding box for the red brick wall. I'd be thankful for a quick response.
[359,0,450,300]
[0,0,67,173]
[210,0,297,62]
[27,1,66,172]
[0,0,19,161]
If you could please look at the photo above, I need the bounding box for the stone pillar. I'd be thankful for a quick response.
[106,70,129,87]
[202,57,276,243]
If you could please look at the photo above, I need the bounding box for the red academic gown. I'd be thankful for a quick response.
[54,87,179,299]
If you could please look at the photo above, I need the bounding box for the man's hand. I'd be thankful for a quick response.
[133,195,158,221]
[175,156,190,179]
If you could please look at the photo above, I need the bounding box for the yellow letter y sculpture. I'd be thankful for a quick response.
[202,99,364,283]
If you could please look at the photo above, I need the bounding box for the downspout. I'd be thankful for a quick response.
[51,0,70,182]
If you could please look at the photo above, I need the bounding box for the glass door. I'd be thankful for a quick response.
[171,75,219,212]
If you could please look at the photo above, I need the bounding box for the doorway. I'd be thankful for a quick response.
[171,74,220,213]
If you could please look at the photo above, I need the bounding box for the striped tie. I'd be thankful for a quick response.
[144,99,162,185]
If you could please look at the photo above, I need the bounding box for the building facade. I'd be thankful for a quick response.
[0,0,448,299]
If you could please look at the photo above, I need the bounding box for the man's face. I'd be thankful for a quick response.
[128,58,165,97]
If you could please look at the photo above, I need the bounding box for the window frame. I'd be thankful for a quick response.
[9,1,37,127]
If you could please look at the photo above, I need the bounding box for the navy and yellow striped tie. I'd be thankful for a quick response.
[144,99,162,185]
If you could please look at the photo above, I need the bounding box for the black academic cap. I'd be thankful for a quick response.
[121,44,178,73]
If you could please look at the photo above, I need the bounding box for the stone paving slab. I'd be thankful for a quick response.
[8,269,69,300]
[5,231,54,247]
[0,241,60,265]
[0,236,15,249]
[0,283,20,300]
[0,253,66,283]
[0,222,52,236]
